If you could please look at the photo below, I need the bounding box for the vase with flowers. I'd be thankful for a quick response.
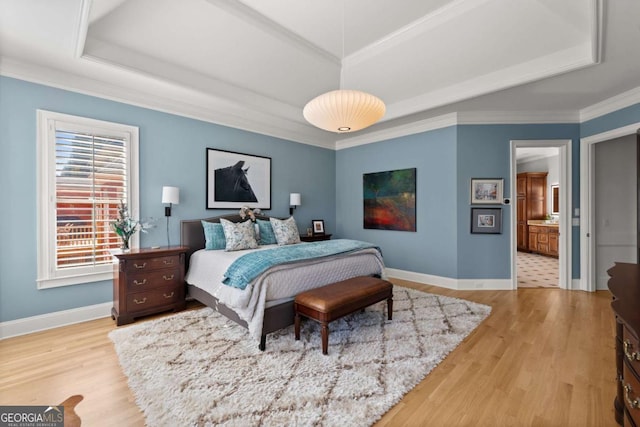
[111,201,154,251]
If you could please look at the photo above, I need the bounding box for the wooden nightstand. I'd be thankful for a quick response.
[111,246,188,326]
[300,234,332,242]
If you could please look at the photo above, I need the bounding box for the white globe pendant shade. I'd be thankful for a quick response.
[303,89,385,133]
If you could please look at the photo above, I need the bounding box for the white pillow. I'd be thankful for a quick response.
[269,216,301,246]
[220,218,259,251]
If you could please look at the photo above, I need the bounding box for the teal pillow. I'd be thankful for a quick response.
[202,220,226,250]
[256,219,277,245]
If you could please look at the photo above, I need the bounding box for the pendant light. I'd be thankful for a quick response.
[303,4,385,133]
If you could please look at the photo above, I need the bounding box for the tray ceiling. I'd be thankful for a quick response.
[1,0,639,148]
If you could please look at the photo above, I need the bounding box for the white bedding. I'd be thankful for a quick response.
[185,244,385,340]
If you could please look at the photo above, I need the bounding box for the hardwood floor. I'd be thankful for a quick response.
[0,280,618,426]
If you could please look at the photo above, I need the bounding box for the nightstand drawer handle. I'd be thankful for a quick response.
[624,383,640,409]
[133,279,147,286]
[163,274,174,281]
[134,262,147,269]
[624,340,640,362]
[163,292,175,299]
[133,297,147,305]
[163,259,174,265]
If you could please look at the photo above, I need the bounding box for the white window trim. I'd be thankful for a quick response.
[36,110,139,289]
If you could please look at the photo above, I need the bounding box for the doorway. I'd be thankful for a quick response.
[580,123,640,291]
[510,140,572,290]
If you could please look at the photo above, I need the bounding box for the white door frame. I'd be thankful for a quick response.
[580,122,640,292]
[510,140,572,290]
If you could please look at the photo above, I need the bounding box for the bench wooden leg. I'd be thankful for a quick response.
[321,322,329,355]
[387,296,393,320]
[294,312,301,340]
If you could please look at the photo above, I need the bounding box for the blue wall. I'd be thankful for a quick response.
[336,127,459,277]
[581,103,640,137]
[1,73,638,323]
[0,76,335,322]
[336,123,581,280]
[456,124,580,279]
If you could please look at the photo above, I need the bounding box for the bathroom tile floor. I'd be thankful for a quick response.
[517,251,559,288]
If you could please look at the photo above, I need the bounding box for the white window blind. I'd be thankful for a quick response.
[37,110,139,288]
[55,130,127,268]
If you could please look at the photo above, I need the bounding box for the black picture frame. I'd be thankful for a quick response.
[471,208,502,234]
[312,219,325,235]
[206,148,271,209]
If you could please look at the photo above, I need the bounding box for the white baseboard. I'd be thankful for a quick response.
[0,302,112,340]
[386,268,514,290]
[572,279,581,290]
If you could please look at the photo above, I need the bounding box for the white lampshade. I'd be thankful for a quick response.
[162,186,180,204]
[289,193,301,206]
[303,90,385,133]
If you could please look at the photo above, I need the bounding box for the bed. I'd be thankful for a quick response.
[180,214,386,350]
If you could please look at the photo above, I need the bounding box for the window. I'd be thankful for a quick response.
[37,110,139,288]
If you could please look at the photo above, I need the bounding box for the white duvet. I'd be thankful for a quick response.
[185,244,386,340]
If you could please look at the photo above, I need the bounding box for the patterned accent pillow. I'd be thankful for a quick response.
[256,219,277,245]
[201,221,226,250]
[220,218,259,251]
[269,216,301,246]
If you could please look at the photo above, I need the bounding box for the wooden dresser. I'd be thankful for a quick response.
[608,262,640,426]
[112,246,188,326]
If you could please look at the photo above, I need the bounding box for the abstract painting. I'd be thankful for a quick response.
[363,168,416,231]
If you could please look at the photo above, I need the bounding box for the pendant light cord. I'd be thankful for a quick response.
[340,1,345,89]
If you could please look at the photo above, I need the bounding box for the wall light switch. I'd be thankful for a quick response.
[574,208,580,217]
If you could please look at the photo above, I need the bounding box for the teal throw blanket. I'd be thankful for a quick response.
[222,239,380,290]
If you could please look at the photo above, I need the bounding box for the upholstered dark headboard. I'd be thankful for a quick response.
[180,213,272,268]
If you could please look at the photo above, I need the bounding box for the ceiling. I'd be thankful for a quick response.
[1,0,639,149]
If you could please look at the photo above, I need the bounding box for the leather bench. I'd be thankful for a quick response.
[294,276,393,355]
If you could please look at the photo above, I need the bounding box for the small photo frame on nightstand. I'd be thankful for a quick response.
[312,219,325,235]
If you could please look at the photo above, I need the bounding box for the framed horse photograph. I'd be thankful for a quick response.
[206,148,271,209]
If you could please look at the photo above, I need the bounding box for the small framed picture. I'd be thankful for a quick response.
[312,220,325,235]
[471,208,502,234]
[470,178,503,204]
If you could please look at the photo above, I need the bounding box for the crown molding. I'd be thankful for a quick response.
[335,113,459,150]
[457,110,579,124]
[0,56,333,149]
[335,109,582,151]
[384,43,594,122]
[579,85,640,122]
[2,54,635,153]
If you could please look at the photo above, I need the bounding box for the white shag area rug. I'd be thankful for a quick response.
[109,286,491,426]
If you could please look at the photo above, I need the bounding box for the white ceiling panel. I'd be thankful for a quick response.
[1,0,638,147]
[238,0,454,56]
